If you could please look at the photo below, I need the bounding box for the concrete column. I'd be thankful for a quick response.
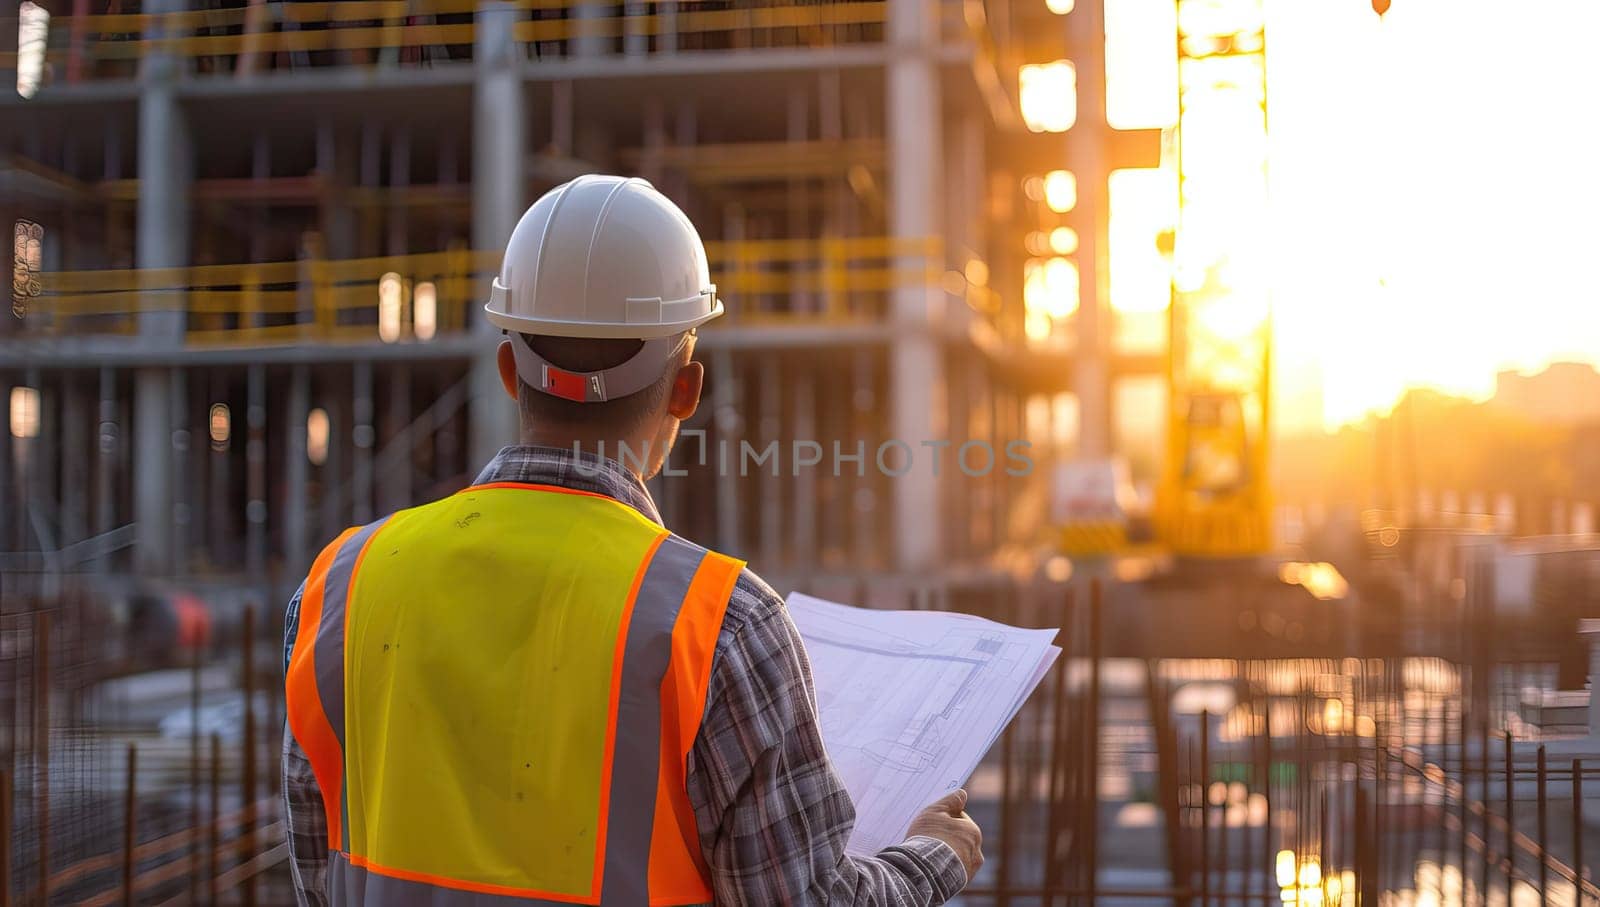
[887,0,944,572]
[246,364,267,579]
[95,368,117,556]
[320,398,345,538]
[469,1,525,468]
[623,0,648,56]
[1582,619,1600,738]
[713,348,741,556]
[58,378,87,548]
[792,365,817,569]
[353,362,375,524]
[137,1,190,340]
[572,0,608,57]
[169,367,190,574]
[284,365,311,578]
[1068,0,1111,458]
[758,357,782,569]
[133,371,174,573]
[316,122,357,259]
[132,0,191,575]
[0,376,12,554]
[381,365,411,512]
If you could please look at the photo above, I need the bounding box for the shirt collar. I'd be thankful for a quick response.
[472,445,663,525]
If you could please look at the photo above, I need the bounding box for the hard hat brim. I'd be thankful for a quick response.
[483,297,724,340]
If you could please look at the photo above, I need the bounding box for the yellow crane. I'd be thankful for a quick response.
[1055,0,1273,560]
[1154,0,1273,558]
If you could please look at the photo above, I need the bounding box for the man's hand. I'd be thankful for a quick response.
[905,789,984,882]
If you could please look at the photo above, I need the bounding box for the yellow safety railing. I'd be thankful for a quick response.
[10,237,946,346]
[1,0,888,76]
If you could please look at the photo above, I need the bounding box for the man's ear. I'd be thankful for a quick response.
[496,339,519,401]
[667,360,704,420]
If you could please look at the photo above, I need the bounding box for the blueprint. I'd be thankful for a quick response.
[786,593,1061,856]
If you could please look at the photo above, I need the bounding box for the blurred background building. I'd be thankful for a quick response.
[0,0,1170,606]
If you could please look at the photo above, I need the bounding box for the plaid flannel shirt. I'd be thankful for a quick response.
[282,444,967,906]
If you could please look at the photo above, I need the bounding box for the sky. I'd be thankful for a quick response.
[1107,0,1600,433]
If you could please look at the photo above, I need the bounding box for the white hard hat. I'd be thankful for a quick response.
[484,175,724,402]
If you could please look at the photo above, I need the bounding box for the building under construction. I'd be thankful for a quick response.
[0,0,1178,608]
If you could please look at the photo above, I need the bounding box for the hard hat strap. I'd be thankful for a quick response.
[510,332,689,404]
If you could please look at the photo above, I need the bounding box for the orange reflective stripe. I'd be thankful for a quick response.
[345,852,602,905]
[464,481,624,503]
[592,529,669,898]
[647,550,744,902]
[286,526,360,850]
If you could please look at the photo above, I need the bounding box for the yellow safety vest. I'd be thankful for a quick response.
[285,481,744,905]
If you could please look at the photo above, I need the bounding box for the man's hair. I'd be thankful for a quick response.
[515,333,680,433]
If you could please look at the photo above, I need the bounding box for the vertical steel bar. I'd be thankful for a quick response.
[1320,787,1331,907]
[1355,785,1369,907]
[209,733,220,906]
[123,742,137,907]
[1537,746,1548,907]
[242,604,258,907]
[190,641,202,902]
[1574,760,1584,897]
[1507,732,1516,895]
[1247,670,1259,907]
[1458,685,1468,902]
[1,767,10,907]
[1043,591,1070,907]
[1220,716,1231,907]
[33,611,49,907]
[1201,709,1211,907]
[997,720,1015,907]
[1481,711,1491,907]
[1264,681,1274,907]
[1087,578,1102,905]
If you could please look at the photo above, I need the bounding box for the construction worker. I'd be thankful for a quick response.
[282,175,983,905]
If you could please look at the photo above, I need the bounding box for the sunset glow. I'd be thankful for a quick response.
[1107,0,1600,432]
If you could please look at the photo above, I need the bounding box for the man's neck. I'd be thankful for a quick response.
[520,429,655,481]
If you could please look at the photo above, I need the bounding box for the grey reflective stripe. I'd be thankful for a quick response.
[329,852,581,907]
[315,516,390,852]
[599,534,706,905]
